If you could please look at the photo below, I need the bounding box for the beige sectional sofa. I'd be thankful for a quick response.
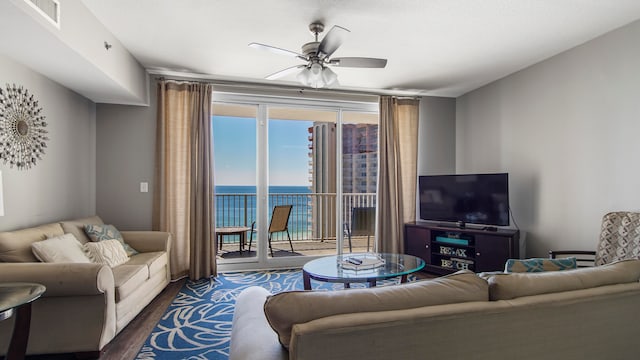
[0,216,171,357]
[230,259,640,360]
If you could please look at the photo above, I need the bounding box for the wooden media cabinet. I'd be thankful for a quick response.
[405,222,521,275]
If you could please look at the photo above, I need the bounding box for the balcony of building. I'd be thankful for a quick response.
[216,191,376,259]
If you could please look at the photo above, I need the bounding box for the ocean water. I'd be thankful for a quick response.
[215,185,311,236]
[216,185,310,195]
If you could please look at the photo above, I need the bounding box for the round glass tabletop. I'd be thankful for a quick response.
[303,253,425,284]
[0,282,46,319]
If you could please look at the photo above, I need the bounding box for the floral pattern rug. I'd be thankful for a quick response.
[135,269,417,360]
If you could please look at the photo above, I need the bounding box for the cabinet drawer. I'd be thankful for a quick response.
[405,225,431,265]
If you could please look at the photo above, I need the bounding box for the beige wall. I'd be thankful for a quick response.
[417,96,456,176]
[456,19,640,257]
[0,55,96,231]
[95,83,157,230]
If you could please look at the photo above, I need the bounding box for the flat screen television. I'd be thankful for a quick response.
[418,173,510,227]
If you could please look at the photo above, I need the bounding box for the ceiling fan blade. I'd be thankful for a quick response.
[329,57,387,68]
[317,25,350,59]
[249,42,307,60]
[265,65,307,80]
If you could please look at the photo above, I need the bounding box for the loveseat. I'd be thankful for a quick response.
[230,259,640,360]
[0,216,171,357]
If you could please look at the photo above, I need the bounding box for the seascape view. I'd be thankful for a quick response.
[215,185,312,239]
[213,114,377,250]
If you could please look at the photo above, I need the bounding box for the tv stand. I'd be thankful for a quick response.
[405,222,520,275]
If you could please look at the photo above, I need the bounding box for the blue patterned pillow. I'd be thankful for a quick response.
[84,224,138,256]
[504,257,577,273]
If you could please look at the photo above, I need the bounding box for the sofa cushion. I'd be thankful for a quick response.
[31,233,92,263]
[0,222,64,262]
[505,257,577,273]
[125,251,167,279]
[488,259,640,300]
[60,216,104,244]
[112,264,149,302]
[84,224,138,256]
[264,270,488,349]
[84,239,130,267]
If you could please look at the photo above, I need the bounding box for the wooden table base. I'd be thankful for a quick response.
[6,303,33,360]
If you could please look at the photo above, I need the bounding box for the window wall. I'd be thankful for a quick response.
[213,91,378,271]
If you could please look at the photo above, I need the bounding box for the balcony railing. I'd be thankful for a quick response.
[215,192,376,244]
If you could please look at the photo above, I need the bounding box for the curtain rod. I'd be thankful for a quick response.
[153,75,421,100]
[156,77,213,86]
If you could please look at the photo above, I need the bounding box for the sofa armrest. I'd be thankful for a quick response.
[0,262,114,297]
[0,262,117,354]
[121,231,171,253]
[230,286,287,360]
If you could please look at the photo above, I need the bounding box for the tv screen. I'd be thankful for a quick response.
[419,173,510,226]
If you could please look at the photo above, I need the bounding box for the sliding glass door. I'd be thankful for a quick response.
[268,107,338,258]
[213,92,378,271]
[212,104,258,260]
[341,111,379,254]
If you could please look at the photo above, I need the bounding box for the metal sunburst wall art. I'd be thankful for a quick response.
[0,84,48,170]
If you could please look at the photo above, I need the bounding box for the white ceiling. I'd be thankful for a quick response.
[4,1,640,101]
[80,0,640,97]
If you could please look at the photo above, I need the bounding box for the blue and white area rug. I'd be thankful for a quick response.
[135,269,417,360]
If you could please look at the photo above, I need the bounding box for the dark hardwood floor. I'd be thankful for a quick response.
[100,279,185,360]
[14,279,185,360]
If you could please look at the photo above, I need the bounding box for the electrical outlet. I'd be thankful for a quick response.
[140,182,148,193]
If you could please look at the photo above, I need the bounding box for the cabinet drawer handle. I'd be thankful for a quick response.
[425,245,429,249]
[476,252,481,256]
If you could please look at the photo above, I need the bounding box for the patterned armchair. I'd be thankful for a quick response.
[549,211,640,267]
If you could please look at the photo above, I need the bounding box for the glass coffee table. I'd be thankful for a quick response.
[0,282,46,360]
[302,253,425,290]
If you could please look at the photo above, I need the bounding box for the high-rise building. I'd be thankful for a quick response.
[341,123,378,193]
[308,123,336,194]
[307,122,378,194]
[308,123,337,239]
[307,122,378,239]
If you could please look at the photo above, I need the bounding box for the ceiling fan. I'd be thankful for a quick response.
[249,22,387,89]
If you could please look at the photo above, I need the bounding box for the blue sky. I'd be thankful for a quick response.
[213,116,311,186]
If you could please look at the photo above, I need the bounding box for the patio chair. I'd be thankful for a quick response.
[248,205,294,257]
[549,211,640,267]
[344,207,376,252]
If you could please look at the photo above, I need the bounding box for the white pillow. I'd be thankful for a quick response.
[31,233,92,263]
[83,239,129,267]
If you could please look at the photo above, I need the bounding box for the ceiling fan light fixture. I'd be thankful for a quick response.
[321,67,338,88]
[296,67,313,86]
[310,73,326,89]
[310,63,323,76]
[250,22,387,89]
[297,64,338,89]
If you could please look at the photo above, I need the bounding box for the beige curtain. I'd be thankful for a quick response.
[376,96,419,253]
[153,80,216,280]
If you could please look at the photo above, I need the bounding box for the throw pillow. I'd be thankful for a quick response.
[31,233,92,263]
[84,224,138,256]
[263,270,489,349]
[84,239,130,267]
[504,257,577,273]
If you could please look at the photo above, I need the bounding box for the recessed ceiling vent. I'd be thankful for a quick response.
[26,0,60,27]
